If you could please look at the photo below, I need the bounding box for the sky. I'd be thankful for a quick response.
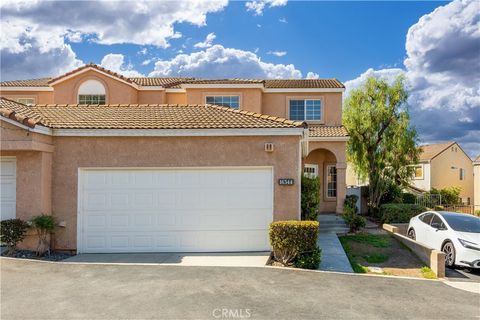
[1,0,479,157]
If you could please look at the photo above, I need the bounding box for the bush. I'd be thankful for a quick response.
[30,215,56,256]
[294,246,321,269]
[379,204,426,223]
[429,187,461,205]
[434,205,445,211]
[379,182,403,205]
[269,220,319,265]
[343,195,366,232]
[475,210,480,217]
[301,176,320,221]
[0,219,29,255]
[401,192,416,204]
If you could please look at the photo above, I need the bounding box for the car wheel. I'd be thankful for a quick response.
[407,228,416,240]
[442,241,456,268]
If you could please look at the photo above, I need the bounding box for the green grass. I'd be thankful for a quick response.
[338,237,368,273]
[420,266,437,279]
[362,253,389,263]
[343,233,391,248]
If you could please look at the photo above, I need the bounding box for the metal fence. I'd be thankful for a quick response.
[443,205,480,216]
[415,193,442,208]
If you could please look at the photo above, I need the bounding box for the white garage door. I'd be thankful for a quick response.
[0,157,16,220]
[78,168,273,253]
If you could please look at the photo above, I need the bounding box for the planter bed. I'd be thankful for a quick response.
[1,249,74,261]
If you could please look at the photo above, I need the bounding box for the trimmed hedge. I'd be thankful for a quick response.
[0,219,29,255]
[269,220,319,266]
[379,203,426,223]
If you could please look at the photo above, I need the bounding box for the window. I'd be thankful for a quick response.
[459,168,465,180]
[303,164,318,178]
[78,79,106,105]
[326,165,337,198]
[79,95,106,104]
[430,214,446,230]
[205,96,239,108]
[289,99,321,121]
[17,98,35,105]
[420,212,433,225]
[413,165,423,179]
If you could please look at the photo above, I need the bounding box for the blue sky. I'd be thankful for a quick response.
[1,0,479,157]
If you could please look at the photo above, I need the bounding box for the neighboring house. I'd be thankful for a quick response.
[411,142,474,204]
[0,64,348,253]
[474,155,480,209]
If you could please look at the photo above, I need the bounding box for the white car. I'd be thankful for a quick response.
[407,211,480,268]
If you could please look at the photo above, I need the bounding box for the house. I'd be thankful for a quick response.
[411,142,474,204]
[0,64,348,253]
[474,155,480,209]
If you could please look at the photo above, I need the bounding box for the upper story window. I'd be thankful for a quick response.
[78,80,106,105]
[289,99,322,121]
[413,165,423,180]
[459,168,465,180]
[17,98,35,106]
[205,96,240,109]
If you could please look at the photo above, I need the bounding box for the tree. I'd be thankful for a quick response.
[343,76,420,214]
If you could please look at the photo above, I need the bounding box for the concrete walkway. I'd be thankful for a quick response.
[317,233,353,273]
[64,252,270,267]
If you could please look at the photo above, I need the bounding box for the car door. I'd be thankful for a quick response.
[416,212,434,244]
[426,214,448,250]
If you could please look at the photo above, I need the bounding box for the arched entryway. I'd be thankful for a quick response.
[303,147,346,214]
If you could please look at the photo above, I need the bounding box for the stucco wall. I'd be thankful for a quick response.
[166,92,187,104]
[138,90,166,104]
[430,144,474,203]
[410,162,431,191]
[51,70,138,104]
[262,92,343,126]
[0,91,54,104]
[50,135,301,250]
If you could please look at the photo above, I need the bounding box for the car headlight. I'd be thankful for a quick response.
[458,239,480,251]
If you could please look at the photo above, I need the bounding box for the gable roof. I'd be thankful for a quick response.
[419,141,456,161]
[1,64,345,90]
[0,97,304,130]
[309,126,348,138]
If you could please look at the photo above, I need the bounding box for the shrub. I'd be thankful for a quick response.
[429,187,461,205]
[401,192,416,204]
[0,219,29,255]
[30,215,56,256]
[269,220,319,265]
[379,182,403,205]
[379,204,426,223]
[294,247,321,269]
[434,205,445,211]
[475,210,480,217]
[301,175,320,221]
[343,195,366,232]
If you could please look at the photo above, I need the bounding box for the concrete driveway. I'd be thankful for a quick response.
[1,258,479,320]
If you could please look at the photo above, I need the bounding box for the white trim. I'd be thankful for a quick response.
[288,98,324,122]
[303,164,319,178]
[0,116,52,135]
[52,127,305,137]
[204,94,241,109]
[326,164,337,199]
[49,67,139,89]
[308,137,349,142]
[181,83,264,89]
[264,88,345,93]
[165,88,186,93]
[138,86,166,91]
[0,87,53,91]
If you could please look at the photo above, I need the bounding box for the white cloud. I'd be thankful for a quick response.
[149,44,302,79]
[267,51,287,57]
[138,48,148,55]
[344,0,480,158]
[344,68,404,97]
[306,72,320,79]
[141,59,152,66]
[245,0,288,16]
[279,18,288,23]
[100,53,143,77]
[194,32,216,48]
[0,0,227,79]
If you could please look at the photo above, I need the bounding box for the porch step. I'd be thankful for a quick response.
[318,214,348,234]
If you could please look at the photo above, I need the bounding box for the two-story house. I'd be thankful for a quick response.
[0,64,348,254]
[411,141,474,204]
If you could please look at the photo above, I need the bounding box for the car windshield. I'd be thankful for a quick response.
[441,213,480,233]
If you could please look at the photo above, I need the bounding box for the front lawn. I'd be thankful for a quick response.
[339,233,436,279]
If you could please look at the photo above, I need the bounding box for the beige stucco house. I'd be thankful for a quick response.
[474,155,480,209]
[0,64,348,253]
[410,142,474,204]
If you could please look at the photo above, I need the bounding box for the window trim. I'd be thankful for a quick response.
[203,93,242,109]
[16,98,36,106]
[325,164,337,199]
[78,94,107,105]
[303,164,318,178]
[286,96,325,124]
[459,168,465,180]
[413,164,424,180]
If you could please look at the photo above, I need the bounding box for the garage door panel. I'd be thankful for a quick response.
[80,168,273,253]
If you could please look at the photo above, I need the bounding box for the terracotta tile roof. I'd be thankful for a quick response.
[264,79,345,89]
[0,98,304,130]
[0,97,44,128]
[308,126,348,138]
[48,63,134,85]
[419,142,455,161]
[130,77,194,87]
[0,78,51,87]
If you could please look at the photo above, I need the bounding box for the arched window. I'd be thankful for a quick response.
[78,80,106,104]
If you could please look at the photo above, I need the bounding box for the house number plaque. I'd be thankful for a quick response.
[278,178,295,185]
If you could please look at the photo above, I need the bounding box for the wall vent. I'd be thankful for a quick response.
[265,143,274,152]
